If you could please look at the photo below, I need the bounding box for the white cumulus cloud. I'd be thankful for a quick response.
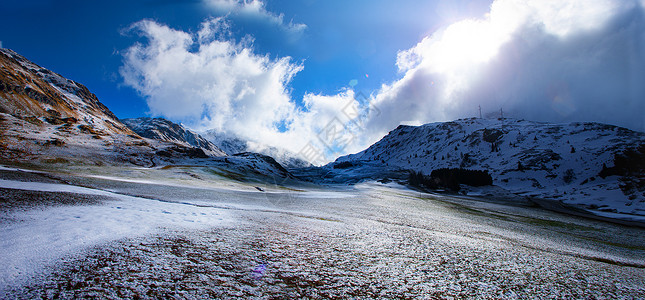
[121,18,359,164]
[203,0,306,35]
[122,0,645,165]
[365,0,645,145]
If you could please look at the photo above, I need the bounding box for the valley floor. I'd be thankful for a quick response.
[0,166,644,299]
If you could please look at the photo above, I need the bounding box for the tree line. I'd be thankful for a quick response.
[408,168,493,192]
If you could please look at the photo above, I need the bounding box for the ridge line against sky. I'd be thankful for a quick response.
[119,0,645,164]
[1,0,645,164]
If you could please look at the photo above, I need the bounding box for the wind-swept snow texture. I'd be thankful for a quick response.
[3,178,644,298]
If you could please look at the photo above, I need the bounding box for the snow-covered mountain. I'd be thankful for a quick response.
[202,130,312,169]
[0,48,294,180]
[122,117,226,157]
[0,48,133,137]
[333,118,645,216]
[0,48,161,166]
[201,130,248,156]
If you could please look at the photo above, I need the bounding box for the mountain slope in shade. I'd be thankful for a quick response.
[122,117,226,157]
[202,130,312,168]
[333,118,645,217]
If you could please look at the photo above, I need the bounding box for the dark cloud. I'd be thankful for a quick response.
[364,0,645,148]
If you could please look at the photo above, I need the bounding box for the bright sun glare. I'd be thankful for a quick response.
[422,11,516,75]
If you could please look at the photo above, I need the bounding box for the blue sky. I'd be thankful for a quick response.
[0,0,490,119]
[2,0,644,163]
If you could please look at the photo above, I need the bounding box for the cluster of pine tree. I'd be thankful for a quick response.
[598,145,645,195]
[333,161,356,169]
[408,168,493,192]
[599,144,645,178]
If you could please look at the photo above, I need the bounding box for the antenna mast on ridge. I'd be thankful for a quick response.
[500,107,505,131]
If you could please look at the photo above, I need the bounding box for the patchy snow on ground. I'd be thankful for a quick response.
[8,178,645,299]
[0,172,644,298]
[0,180,233,292]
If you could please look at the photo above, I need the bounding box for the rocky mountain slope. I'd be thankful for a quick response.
[122,117,226,157]
[0,48,157,165]
[332,118,645,217]
[0,48,135,137]
[0,48,294,181]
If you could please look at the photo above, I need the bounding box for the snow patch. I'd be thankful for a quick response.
[0,180,233,290]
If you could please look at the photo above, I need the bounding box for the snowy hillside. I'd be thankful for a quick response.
[0,48,133,136]
[0,48,161,165]
[202,130,312,168]
[0,48,295,181]
[334,118,645,216]
[122,117,226,157]
[201,130,248,155]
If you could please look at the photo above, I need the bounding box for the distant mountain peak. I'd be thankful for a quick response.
[122,117,226,157]
[0,48,298,180]
[201,130,312,169]
[333,117,645,216]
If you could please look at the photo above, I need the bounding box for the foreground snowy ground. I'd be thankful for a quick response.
[0,166,644,298]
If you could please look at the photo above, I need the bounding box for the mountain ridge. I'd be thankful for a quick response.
[0,48,133,136]
[202,130,312,169]
[331,117,645,216]
[122,117,226,157]
[0,48,295,181]
[2,46,644,220]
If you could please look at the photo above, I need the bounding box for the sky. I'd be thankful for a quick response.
[1,0,645,164]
